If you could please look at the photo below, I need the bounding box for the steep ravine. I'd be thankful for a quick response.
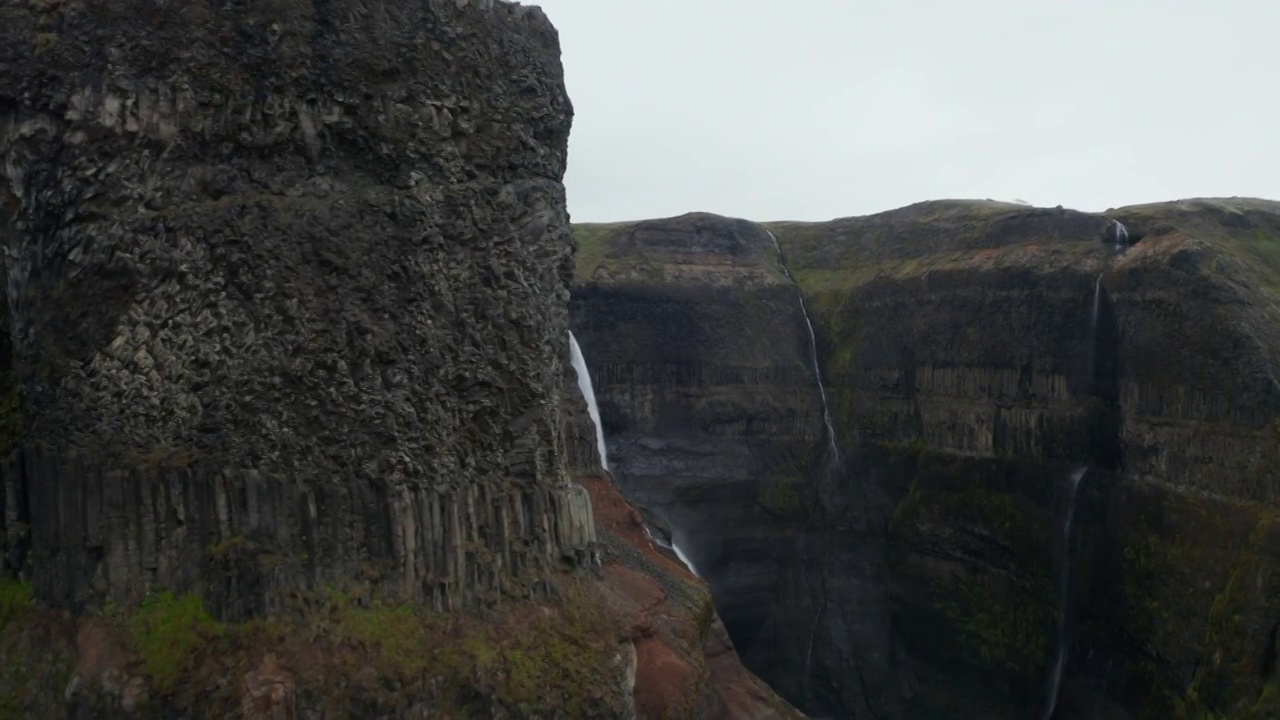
[561,338,804,720]
[570,199,1280,719]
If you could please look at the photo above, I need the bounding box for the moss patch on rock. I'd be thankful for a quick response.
[0,579,33,631]
[1115,198,1280,297]
[931,572,1052,673]
[0,579,630,718]
[1111,485,1280,720]
[758,473,805,516]
[573,222,637,281]
[0,581,75,720]
[127,592,225,695]
[886,448,1057,678]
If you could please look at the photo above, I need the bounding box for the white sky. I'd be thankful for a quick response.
[531,0,1280,222]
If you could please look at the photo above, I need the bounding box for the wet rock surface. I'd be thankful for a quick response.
[571,198,1280,719]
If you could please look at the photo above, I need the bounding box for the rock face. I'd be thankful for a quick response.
[571,214,873,708]
[0,3,803,716]
[561,331,804,720]
[570,198,1280,719]
[0,0,596,617]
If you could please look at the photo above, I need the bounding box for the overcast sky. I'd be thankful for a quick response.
[531,0,1280,223]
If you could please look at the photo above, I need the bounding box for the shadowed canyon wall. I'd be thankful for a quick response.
[561,358,803,720]
[571,198,1280,719]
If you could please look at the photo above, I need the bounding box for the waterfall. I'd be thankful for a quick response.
[1091,275,1103,338]
[673,542,699,577]
[578,333,706,576]
[644,527,700,577]
[767,228,843,710]
[1112,219,1129,250]
[569,331,610,472]
[1043,466,1088,720]
[765,230,840,462]
[1089,274,1103,378]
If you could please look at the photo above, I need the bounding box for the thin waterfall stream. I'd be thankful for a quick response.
[1088,274,1104,379]
[644,527,700,576]
[766,228,844,704]
[1043,466,1088,720]
[1043,267,1112,717]
[569,331,609,472]
[765,230,840,463]
[571,331,700,576]
[1111,219,1130,251]
[1092,275,1103,335]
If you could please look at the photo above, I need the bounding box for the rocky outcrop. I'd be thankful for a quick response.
[578,472,804,720]
[570,198,1280,719]
[0,0,595,615]
[0,2,805,717]
[0,0,662,716]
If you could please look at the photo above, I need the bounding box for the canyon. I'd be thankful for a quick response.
[570,199,1280,719]
[0,0,1277,718]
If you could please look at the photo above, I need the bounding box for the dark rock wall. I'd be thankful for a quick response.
[0,0,595,614]
[570,213,907,717]
[568,215,829,688]
[571,199,1280,719]
[783,201,1280,720]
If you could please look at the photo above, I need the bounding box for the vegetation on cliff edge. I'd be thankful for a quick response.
[0,579,627,718]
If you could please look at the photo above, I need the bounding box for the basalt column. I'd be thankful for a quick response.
[0,0,595,616]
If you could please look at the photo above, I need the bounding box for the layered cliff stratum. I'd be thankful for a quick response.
[0,1,799,717]
[571,199,1280,719]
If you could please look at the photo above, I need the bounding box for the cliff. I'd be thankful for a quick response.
[569,198,1280,719]
[561,368,803,720]
[0,0,796,717]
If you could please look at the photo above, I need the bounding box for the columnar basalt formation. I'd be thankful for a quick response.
[572,198,1280,719]
[0,0,596,612]
[0,3,809,715]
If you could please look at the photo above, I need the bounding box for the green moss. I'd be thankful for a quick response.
[129,592,224,694]
[0,580,620,713]
[1248,680,1280,717]
[207,534,249,559]
[886,451,1057,676]
[1116,494,1280,720]
[888,475,925,532]
[1243,230,1280,278]
[33,33,58,55]
[0,580,33,631]
[572,222,633,280]
[758,474,805,514]
[888,454,1054,567]
[1116,198,1280,298]
[933,572,1053,673]
[291,582,621,715]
